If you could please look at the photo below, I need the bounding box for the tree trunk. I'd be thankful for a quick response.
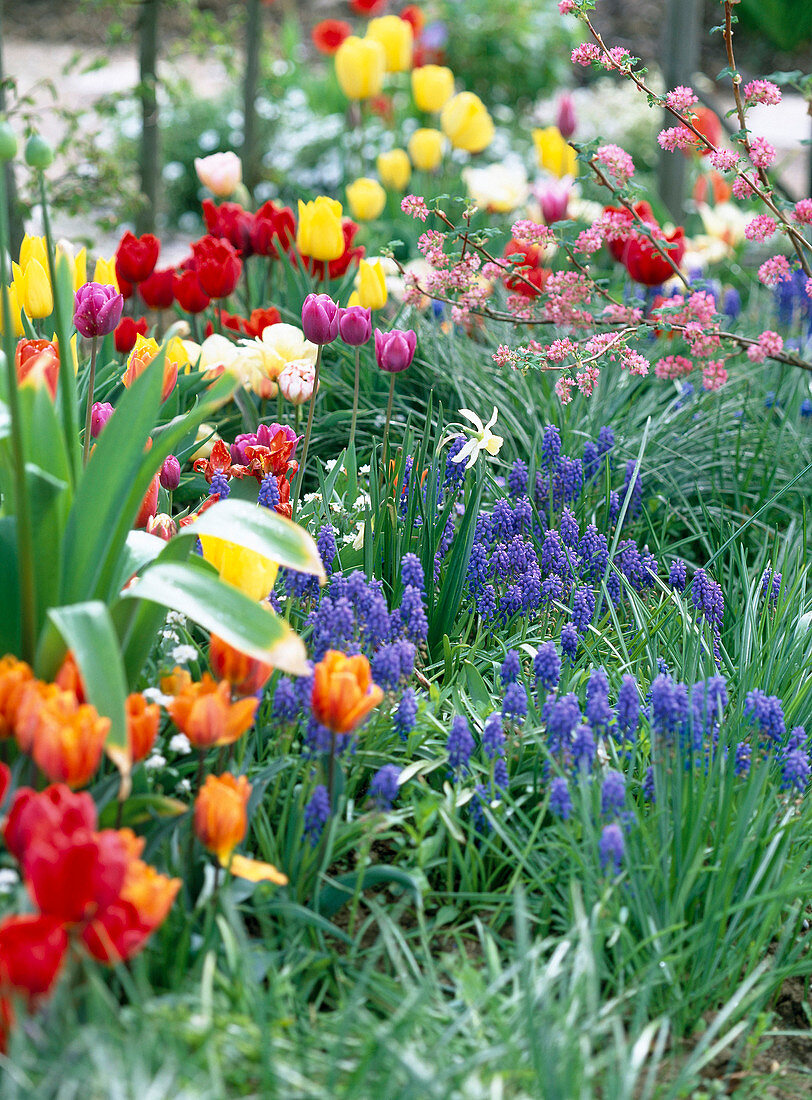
[136,0,161,235]
[242,0,263,197]
[0,0,25,255]
[657,0,702,221]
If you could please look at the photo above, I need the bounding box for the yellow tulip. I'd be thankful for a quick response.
[355,259,387,310]
[19,234,47,272]
[0,283,24,336]
[377,149,411,192]
[199,536,279,603]
[296,196,345,262]
[335,35,386,100]
[440,92,494,154]
[345,177,386,222]
[93,255,119,290]
[21,259,53,319]
[408,128,445,172]
[366,16,413,73]
[411,65,455,112]
[72,247,87,291]
[532,126,577,179]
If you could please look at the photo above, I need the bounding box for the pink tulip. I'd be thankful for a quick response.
[301,293,339,345]
[556,94,577,140]
[374,328,416,373]
[194,152,242,197]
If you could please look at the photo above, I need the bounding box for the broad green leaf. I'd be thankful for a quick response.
[25,462,70,635]
[39,601,130,775]
[316,866,421,918]
[186,498,326,579]
[0,516,21,655]
[98,793,187,828]
[115,529,169,594]
[429,473,484,653]
[122,557,309,675]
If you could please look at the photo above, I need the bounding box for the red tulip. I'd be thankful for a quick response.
[191,236,242,299]
[311,19,352,54]
[114,315,149,354]
[138,267,175,310]
[3,784,97,863]
[201,200,254,255]
[24,826,129,924]
[502,239,549,298]
[250,200,296,258]
[622,227,686,286]
[173,269,211,314]
[0,915,68,1006]
[115,231,160,284]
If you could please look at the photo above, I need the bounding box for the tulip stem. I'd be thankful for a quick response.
[82,336,98,465]
[348,346,360,455]
[380,373,396,488]
[327,730,337,806]
[290,344,322,519]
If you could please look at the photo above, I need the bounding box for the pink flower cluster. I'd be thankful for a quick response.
[417,230,447,268]
[749,137,776,170]
[654,355,694,380]
[510,220,555,247]
[742,80,782,107]
[595,144,635,185]
[746,330,783,363]
[757,255,791,288]
[558,0,577,11]
[401,195,429,222]
[658,127,697,153]
[793,199,812,225]
[744,215,778,242]
[732,176,755,200]
[701,360,728,391]
[571,43,601,66]
[620,349,649,376]
[665,86,698,113]
[709,149,739,171]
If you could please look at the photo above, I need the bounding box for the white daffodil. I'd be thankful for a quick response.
[452,407,504,469]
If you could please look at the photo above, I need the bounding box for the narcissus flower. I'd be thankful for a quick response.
[15,338,59,399]
[296,197,345,263]
[532,126,576,178]
[408,127,445,171]
[334,35,386,100]
[441,92,494,154]
[311,650,384,734]
[377,148,411,191]
[451,407,504,469]
[194,151,242,197]
[366,15,413,72]
[412,65,454,112]
[168,673,259,749]
[346,177,386,222]
[193,773,250,862]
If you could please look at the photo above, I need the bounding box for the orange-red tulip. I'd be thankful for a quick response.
[168,673,258,749]
[209,632,274,697]
[126,693,160,763]
[311,650,383,734]
[193,773,251,862]
[15,338,59,400]
[0,655,33,738]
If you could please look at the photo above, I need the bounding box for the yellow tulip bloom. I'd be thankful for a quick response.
[408,128,445,172]
[532,126,577,179]
[441,92,494,154]
[199,536,279,603]
[21,259,54,319]
[19,234,47,272]
[296,196,345,262]
[335,36,386,100]
[411,65,455,112]
[345,177,386,222]
[376,149,411,192]
[355,259,387,310]
[366,16,413,73]
[0,283,24,336]
[93,255,119,290]
[72,247,87,291]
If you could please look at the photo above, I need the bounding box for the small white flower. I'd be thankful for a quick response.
[166,611,187,626]
[171,644,199,665]
[144,753,167,771]
[169,733,192,754]
[303,491,323,504]
[451,407,504,469]
[0,868,19,893]
[359,464,371,475]
[325,458,338,471]
[160,629,180,644]
[142,687,173,707]
[177,778,192,796]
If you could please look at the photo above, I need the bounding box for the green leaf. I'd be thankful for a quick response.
[0,516,21,654]
[98,793,187,828]
[39,601,130,773]
[429,472,484,653]
[122,557,309,675]
[186,498,326,579]
[316,866,421,918]
[24,463,69,636]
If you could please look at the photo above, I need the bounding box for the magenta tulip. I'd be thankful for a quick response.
[556,93,577,140]
[90,401,114,437]
[301,293,339,345]
[160,454,181,491]
[73,282,124,338]
[338,305,372,346]
[374,328,416,373]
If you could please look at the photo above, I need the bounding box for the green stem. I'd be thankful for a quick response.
[82,336,98,465]
[290,344,322,519]
[327,730,337,806]
[380,372,396,486]
[0,166,36,659]
[348,346,360,454]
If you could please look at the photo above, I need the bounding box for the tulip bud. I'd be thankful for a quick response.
[556,93,577,140]
[440,92,494,154]
[90,401,114,437]
[374,328,417,373]
[194,773,251,863]
[159,454,181,491]
[338,305,372,346]
[408,128,445,172]
[73,281,124,338]
[345,177,386,222]
[355,259,388,311]
[146,512,178,541]
[209,633,274,697]
[278,360,317,406]
[194,151,242,197]
[295,196,345,263]
[24,135,53,170]
[301,293,339,345]
[411,65,455,112]
[20,259,53,319]
[334,35,386,100]
[0,122,17,162]
[366,15,413,73]
[376,149,411,192]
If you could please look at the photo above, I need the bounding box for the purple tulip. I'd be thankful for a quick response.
[90,401,114,437]
[374,328,417,374]
[160,454,181,491]
[556,93,577,140]
[73,281,124,338]
[301,292,339,345]
[338,305,372,347]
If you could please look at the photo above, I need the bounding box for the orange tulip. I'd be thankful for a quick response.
[126,693,160,763]
[311,650,383,735]
[193,773,251,862]
[168,673,258,749]
[15,338,59,400]
[118,838,180,931]
[13,681,62,753]
[0,656,33,739]
[54,651,86,703]
[19,687,110,787]
[209,633,274,697]
[121,334,179,403]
